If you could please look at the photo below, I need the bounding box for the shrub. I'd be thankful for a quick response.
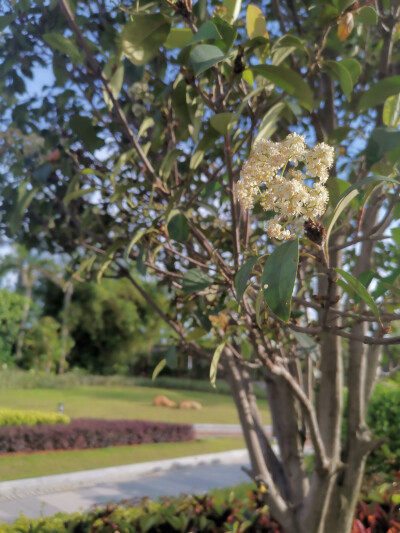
[0,408,70,427]
[0,419,194,453]
[367,384,400,473]
[4,481,399,533]
[0,369,267,399]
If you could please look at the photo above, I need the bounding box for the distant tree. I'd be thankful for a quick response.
[0,289,27,365]
[22,315,73,373]
[40,278,168,374]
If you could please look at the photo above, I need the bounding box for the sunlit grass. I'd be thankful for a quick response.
[0,437,246,481]
[0,385,270,425]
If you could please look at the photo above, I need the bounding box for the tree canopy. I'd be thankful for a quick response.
[1,0,400,532]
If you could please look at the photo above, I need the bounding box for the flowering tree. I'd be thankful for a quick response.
[1,0,400,531]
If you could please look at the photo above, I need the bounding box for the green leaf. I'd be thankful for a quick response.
[324,188,359,256]
[43,33,83,63]
[235,256,258,302]
[271,35,305,66]
[251,65,314,111]
[323,60,353,101]
[392,227,400,246]
[359,76,400,112]
[187,21,221,45]
[213,17,237,52]
[246,5,269,39]
[223,0,242,23]
[373,268,400,299]
[165,345,177,369]
[152,358,167,380]
[167,213,189,242]
[336,269,381,322]
[366,128,400,168]
[32,163,53,184]
[160,148,180,180]
[337,0,357,12]
[164,28,194,49]
[292,331,318,354]
[190,44,227,76]
[103,55,124,110]
[355,6,378,24]
[255,102,286,142]
[124,228,154,260]
[383,94,400,128]
[70,116,103,152]
[210,341,226,387]
[121,14,171,66]
[255,289,264,328]
[210,112,237,134]
[63,186,97,204]
[8,182,38,235]
[340,58,361,85]
[261,238,299,323]
[96,240,123,283]
[182,269,214,293]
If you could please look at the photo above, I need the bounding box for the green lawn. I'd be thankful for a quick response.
[0,437,245,481]
[0,385,270,425]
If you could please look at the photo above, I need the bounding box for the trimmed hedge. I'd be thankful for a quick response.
[0,408,70,427]
[0,419,194,454]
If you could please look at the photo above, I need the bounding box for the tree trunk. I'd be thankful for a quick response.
[58,282,73,374]
[15,278,33,361]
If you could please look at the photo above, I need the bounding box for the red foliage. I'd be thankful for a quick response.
[0,419,194,453]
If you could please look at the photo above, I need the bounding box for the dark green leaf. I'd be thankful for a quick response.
[167,213,189,242]
[373,268,400,299]
[187,21,221,45]
[323,60,353,101]
[359,76,400,112]
[43,33,83,63]
[190,44,227,76]
[366,127,400,168]
[122,14,171,66]
[182,269,214,293]
[261,238,299,323]
[336,268,380,322]
[70,116,103,152]
[235,256,258,302]
[251,65,314,111]
[32,163,53,184]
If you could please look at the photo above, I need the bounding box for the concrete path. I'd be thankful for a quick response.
[0,449,250,524]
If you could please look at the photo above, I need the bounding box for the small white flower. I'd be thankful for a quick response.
[238,134,334,240]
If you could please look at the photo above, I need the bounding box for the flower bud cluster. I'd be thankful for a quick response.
[128,82,154,118]
[237,133,334,240]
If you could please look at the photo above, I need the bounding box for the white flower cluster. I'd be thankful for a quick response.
[237,133,334,240]
[128,82,154,118]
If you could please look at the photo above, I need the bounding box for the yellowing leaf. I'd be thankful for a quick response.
[337,12,354,41]
[246,5,269,40]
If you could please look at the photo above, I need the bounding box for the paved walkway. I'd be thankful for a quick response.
[0,450,250,524]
